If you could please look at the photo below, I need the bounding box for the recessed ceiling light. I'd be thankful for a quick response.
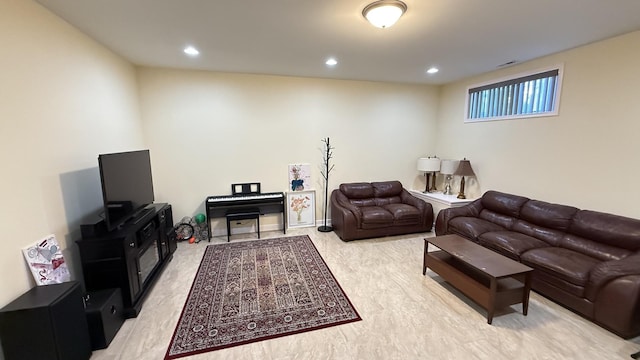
[426,67,439,74]
[183,46,200,56]
[325,58,338,66]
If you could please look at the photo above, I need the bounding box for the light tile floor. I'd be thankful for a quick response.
[90,227,640,359]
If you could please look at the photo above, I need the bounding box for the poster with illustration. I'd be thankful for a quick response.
[22,234,70,285]
[287,190,316,228]
[288,164,311,191]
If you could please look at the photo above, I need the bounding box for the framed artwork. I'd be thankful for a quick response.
[287,190,316,228]
[288,164,311,191]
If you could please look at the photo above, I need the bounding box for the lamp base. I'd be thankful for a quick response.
[429,171,437,192]
[443,175,453,195]
[457,176,467,199]
[423,173,430,193]
[317,226,333,232]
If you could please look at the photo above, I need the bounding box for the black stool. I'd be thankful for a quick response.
[226,208,260,242]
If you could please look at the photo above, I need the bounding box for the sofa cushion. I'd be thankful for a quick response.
[519,200,578,231]
[512,220,565,246]
[383,203,420,225]
[570,210,640,252]
[532,269,589,298]
[560,234,632,262]
[374,196,402,206]
[479,209,518,230]
[478,231,549,260]
[480,191,529,217]
[349,198,376,207]
[360,206,393,229]
[521,247,600,288]
[340,182,374,199]
[372,181,403,197]
[448,217,506,241]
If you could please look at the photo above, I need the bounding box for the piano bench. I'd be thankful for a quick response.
[225,208,261,242]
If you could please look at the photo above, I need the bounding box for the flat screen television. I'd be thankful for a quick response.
[98,149,155,231]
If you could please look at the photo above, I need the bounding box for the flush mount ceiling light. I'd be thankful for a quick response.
[362,0,407,29]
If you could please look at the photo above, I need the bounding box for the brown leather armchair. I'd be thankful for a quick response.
[331,181,433,241]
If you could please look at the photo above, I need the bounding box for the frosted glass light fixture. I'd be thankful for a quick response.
[363,1,407,29]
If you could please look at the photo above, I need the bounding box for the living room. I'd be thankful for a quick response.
[2,1,640,359]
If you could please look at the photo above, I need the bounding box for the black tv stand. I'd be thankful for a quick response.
[77,203,176,318]
[131,205,153,225]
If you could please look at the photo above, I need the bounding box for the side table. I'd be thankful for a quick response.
[409,190,475,219]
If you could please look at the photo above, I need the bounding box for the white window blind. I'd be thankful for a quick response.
[466,67,562,121]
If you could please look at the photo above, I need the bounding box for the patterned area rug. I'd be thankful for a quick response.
[164,235,361,359]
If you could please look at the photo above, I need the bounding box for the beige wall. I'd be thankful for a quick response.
[0,0,144,307]
[436,31,640,218]
[3,0,640,317]
[137,68,440,231]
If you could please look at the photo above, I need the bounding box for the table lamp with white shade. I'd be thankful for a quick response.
[417,156,440,193]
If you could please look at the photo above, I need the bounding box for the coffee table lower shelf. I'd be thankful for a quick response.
[424,249,531,324]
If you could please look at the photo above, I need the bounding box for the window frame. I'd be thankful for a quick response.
[464,64,564,123]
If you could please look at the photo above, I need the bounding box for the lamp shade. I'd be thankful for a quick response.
[454,159,476,177]
[417,157,440,172]
[363,1,407,28]
[440,160,459,175]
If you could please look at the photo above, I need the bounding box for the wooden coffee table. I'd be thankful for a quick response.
[423,234,533,324]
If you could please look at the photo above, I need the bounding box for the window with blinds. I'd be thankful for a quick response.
[465,66,563,122]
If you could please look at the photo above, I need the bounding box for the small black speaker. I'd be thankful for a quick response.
[84,288,125,350]
[81,217,107,238]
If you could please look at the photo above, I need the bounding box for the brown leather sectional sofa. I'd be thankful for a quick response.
[435,190,640,338]
[331,181,433,241]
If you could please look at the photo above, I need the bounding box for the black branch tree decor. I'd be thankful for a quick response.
[318,137,335,232]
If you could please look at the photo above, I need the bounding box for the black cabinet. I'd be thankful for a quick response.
[77,203,175,318]
[0,281,92,360]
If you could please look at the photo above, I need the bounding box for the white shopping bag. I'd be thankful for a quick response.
[22,234,70,285]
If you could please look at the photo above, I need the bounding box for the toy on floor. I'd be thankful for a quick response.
[174,217,194,242]
[174,214,208,244]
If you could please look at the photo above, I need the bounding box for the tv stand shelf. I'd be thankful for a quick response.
[77,203,175,318]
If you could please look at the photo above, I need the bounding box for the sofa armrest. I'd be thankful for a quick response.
[401,189,433,228]
[400,189,425,209]
[435,198,483,235]
[592,274,640,338]
[334,191,362,222]
[586,253,640,301]
[330,190,364,241]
